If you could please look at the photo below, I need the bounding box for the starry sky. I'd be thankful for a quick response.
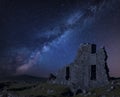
[0,0,120,77]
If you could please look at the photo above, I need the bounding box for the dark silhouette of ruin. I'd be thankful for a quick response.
[50,43,109,91]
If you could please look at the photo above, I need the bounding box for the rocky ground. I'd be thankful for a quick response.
[0,79,120,97]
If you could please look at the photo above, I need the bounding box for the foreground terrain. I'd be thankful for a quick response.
[0,76,120,97]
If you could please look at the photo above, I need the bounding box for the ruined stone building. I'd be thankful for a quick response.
[51,43,109,91]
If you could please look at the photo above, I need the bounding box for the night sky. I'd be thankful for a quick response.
[0,0,120,77]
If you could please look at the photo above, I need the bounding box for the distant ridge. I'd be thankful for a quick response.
[0,74,47,82]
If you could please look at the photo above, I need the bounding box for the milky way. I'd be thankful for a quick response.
[0,0,120,77]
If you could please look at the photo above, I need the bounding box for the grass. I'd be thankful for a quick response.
[7,82,70,97]
[1,79,120,97]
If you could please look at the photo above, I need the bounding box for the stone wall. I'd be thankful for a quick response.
[53,43,109,91]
